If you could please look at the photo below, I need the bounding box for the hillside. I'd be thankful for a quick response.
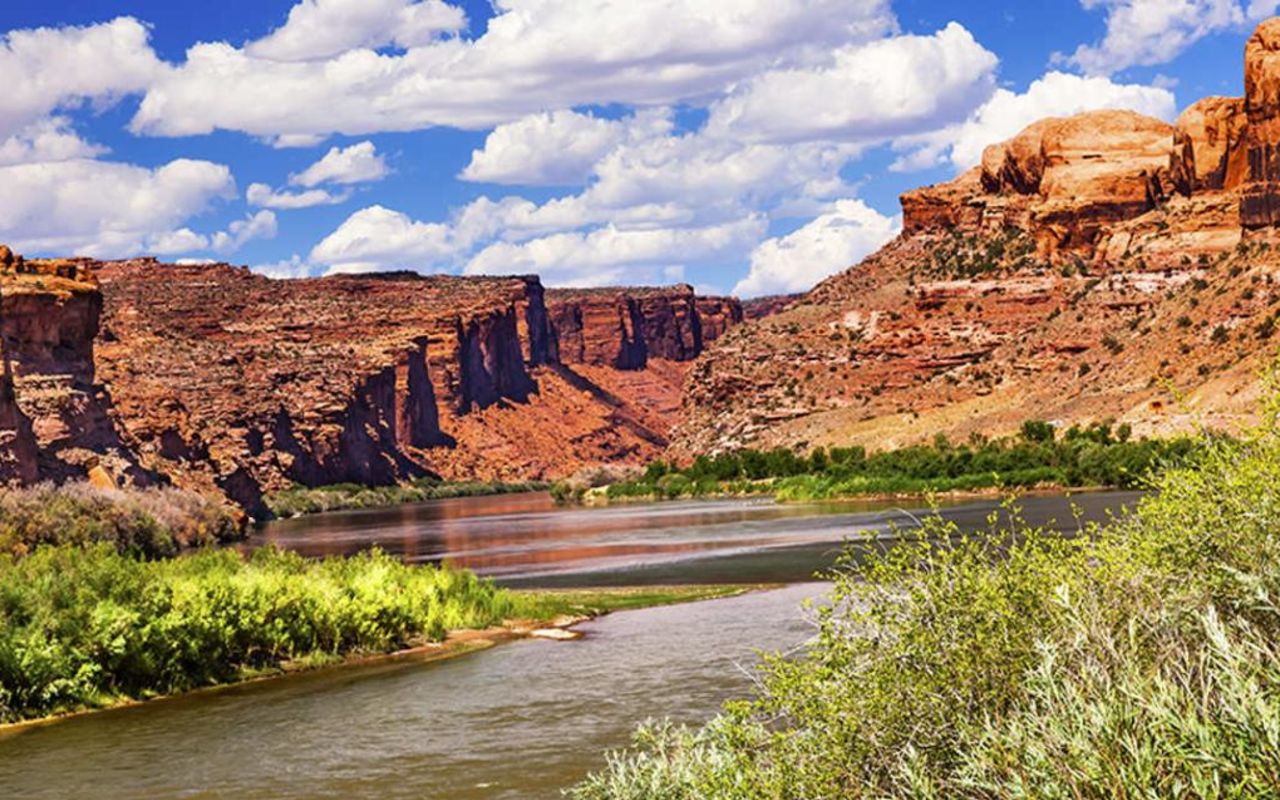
[672,20,1280,458]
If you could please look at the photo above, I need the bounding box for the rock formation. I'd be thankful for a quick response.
[674,18,1280,459]
[546,285,742,369]
[0,239,746,512]
[0,250,143,487]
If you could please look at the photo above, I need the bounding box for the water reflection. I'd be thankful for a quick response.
[251,491,1143,587]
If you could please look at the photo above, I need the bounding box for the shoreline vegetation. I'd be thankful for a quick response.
[0,514,765,727]
[555,420,1199,506]
[571,403,1280,798]
[261,478,550,519]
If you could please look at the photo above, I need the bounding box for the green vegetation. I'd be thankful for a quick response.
[263,478,549,518]
[573,400,1280,798]
[0,545,519,723]
[516,585,774,619]
[590,421,1195,504]
[0,483,241,558]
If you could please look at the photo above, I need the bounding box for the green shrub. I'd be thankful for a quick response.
[573,399,1280,798]
[0,483,241,558]
[0,546,516,723]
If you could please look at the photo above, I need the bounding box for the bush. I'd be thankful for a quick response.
[594,425,1196,504]
[573,396,1280,798]
[0,545,517,723]
[0,483,241,558]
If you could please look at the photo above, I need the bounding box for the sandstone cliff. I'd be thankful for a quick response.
[546,285,743,369]
[674,19,1280,458]
[69,264,741,513]
[0,248,143,487]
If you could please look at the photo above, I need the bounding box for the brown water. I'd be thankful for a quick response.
[0,491,1141,799]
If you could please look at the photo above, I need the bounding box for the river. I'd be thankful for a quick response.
[0,491,1141,799]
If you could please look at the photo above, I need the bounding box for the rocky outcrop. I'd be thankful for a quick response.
[1242,18,1280,228]
[698,296,745,342]
[674,18,1280,460]
[546,285,743,369]
[0,251,143,486]
[1172,97,1248,195]
[906,111,1176,258]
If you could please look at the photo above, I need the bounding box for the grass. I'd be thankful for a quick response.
[571,389,1280,798]
[263,479,549,518]
[513,585,776,619]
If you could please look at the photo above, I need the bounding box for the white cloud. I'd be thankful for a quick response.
[0,158,234,258]
[464,217,767,287]
[734,200,900,297]
[0,117,106,166]
[247,0,467,62]
[0,17,163,139]
[892,71,1177,172]
[1064,0,1273,75]
[255,254,315,279]
[706,23,999,144]
[460,109,673,186]
[146,228,211,255]
[211,210,279,254]
[131,0,897,139]
[247,182,350,209]
[291,141,389,187]
[310,205,454,273]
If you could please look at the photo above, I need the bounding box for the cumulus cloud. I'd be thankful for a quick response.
[733,200,900,297]
[310,205,454,273]
[0,158,234,258]
[211,210,279,253]
[0,17,163,139]
[461,109,673,186]
[1064,0,1274,75]
[247,0,467,62]
[247,182,350,209]
[706,24,999,144]
[892,71,1177,172]
[291,141,389,187]
[144,211,278,257]
[464,217,767,287]
[0,117,106,166]
[130,0,897,139]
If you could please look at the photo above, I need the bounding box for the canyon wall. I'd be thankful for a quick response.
[546,285,743,369]
[674,18,1280,458]
[0,257,745,512]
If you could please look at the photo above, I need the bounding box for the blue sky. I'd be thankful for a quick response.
[0,0,1269,295]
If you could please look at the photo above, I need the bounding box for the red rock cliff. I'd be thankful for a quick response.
[546,285,743,369]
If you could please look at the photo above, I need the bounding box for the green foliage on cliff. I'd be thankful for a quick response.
[573,402,1280,798]
[597,421,1195,503]
[0,483,242,558]
[263,478,548,518]
[0,546,519,724]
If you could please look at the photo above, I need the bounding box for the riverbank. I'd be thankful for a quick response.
[561,423,1197,507]
[573,423,1280,798]
[0,580,768,734]
[262,479,551,519]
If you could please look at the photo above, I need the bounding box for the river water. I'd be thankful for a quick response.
[0,491,1141,799]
